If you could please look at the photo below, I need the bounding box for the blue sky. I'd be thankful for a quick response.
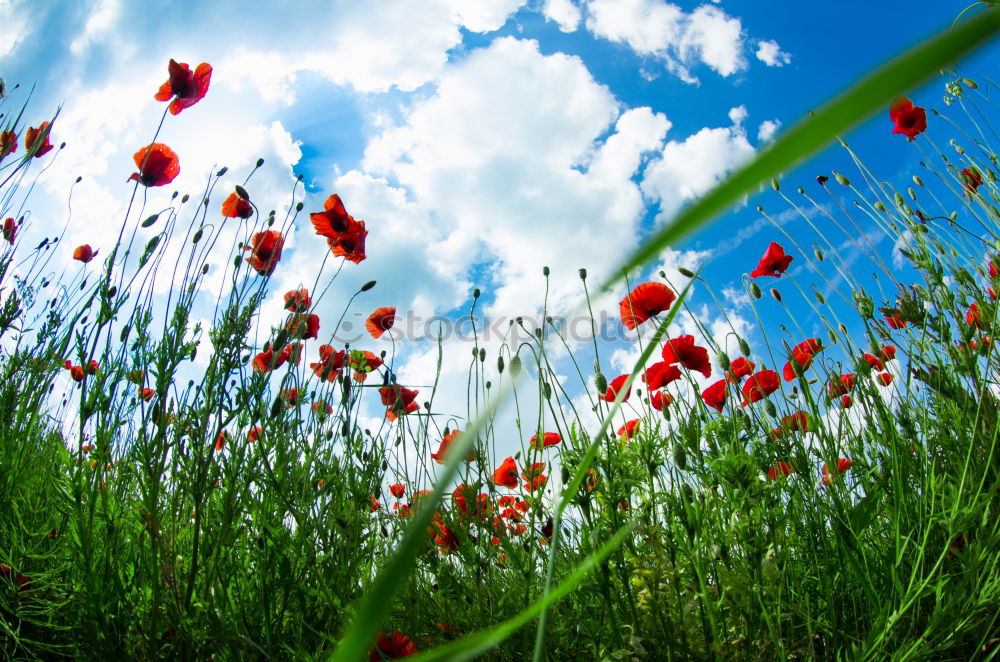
[2,0,998,455]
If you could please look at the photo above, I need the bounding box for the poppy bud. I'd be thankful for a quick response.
[471,347,478,357]
[216,167,228,177]
[678,267,695,278]
[875,201,886,211]
[962,78,978,89]
[141,214,158,228]
[473,288,480,299]
[561,466,570,484]
[485,380,491,389]
[949,211,958,221]
[912,175,923,186]
[902,204,913,216]
[673,444,687,470]
[955,145,965,155]
[295,202,304,212]
[814,291,825,305]
[509,355,522,377]
[479,348,485,362]
[834,171,850,186]
[202,263,209,275]
[543,266,550,276]
[578,268,587,280]
[497,356,504,373]
[192,229,203,244]
[749,281,762,299]
[342,421,350,436]
[839,323,848,335]
[256,157,265,167]
[543,381,552,400]
[764,400,777,417]
[360,280,376,292]
[814,247,824,261]
[235,185,249,200]
[717,352,730,371]
[770,178,780,192]
[738,337,751,357]
[771,288,782,302]
[594,372,608,393]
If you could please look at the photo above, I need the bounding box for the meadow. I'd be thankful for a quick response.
[2,7,1000,662]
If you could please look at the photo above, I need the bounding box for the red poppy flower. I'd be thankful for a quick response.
[311,400,333,417]
[529,432,562,450]
[73,244,96,263]
[284,288,311,313]
[2,217,16,244]
[742,370,780,405]
[0,130,16,161]
[821,457,853,485]
[600,374,632,402]
[861,353,885,372]
[876,372,893,386]
[431,429,473,464]
[650,390,674,411]
[244,230,283,276]
[880,345,896,362]
[311,344,345,382]
[767,462,795,480]
[369,495,380,512]
[252,349,282,374]
[617,419,640,440]
[661,335,712,378]
[726,357,755,383]
[491,456,519,489]
[840,395,853,408]
[394,503,411,517]
[366,306,396,339]
[381,384,419,421]
[960,167,983,195]
[780,410,808,432]
[154,59,212,115]
[522,462,547,490]
[793,338,824,355]
[347,350,383,381]
[750,242,793,278]
[248,426,262,443]
[889,97,927,140]
[140,388,156,402]
[433,516,461,553]
[221,191,253,219]
[310,194,368,264]
[782,349,815,381]
[702,379,727,412]
[827,373,856,399]
[389,483,405,499]
[643,361,682,390]
[280,388,301,407]
[214,429,228,452]
[69,365,85,382]
[24,122,54,158]
[278,342,302,366]
[619,282,676,330]
[885,312,908,329]
[286,313,320,340]
[967,302,985,329]
[128,143,180,187]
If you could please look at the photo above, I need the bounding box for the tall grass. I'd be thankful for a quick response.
[2,7,1000,662]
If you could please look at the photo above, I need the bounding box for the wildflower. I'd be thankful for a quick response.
[889,97,927,140]
[840,395,853,408]
[394,503,411,517]
[214,430,228,452]
[2,217,15,244]
[726,357,755,383]
[347,350,383,382]
[767,462,795,480]
[600,374,631,403]
[880,345,897,362]
[585,468,599,491]
[286,313,320,340]
[750,242,793,278]
[252,349,282,374]
[876,372,894,386]
[431,429,473,464]
[221,191,253,219]
[650,390,673,411]
[140,388,156,402]
[311,400,332,417]
[522,462,547,491]
[389,483,405,499]
[661,335,712,378]
[310,194,368,264]
[783,349,815,381]
[967,302,985,329]
[742,370,780,405]
[0,130,16,161]
[70,365,85,382]
[617,419,640,440]
[154,59,212,115]
[861,353,885,372]
[885,312,908,329]
[827,374,857,399]
[243,230,283,276]
[24,122,54,158]
[73,244,97,263]
[643,361,682,390]
[702,379,727,412]
[280,388,301,407]
[793,338,824,355]
[311,345,345,382]
[369,495,380,512]
[380,384,419,420]
[284,288,311,313]
[821,458,852,485]
[248,426,262,443]
[960,167,983,195]
[619,282,676,330]
[433,516,460,553]
[366,306,396,339]
[529,432,562,450]
[84,360,99,375]
[491,456,519,489]
[277,342,302,366]
[128,143,180,187]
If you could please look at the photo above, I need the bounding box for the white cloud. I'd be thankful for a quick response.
[0,0,30,59]
[755,39,791,67]
[70,0,120,55]
[757,118,780,142]
[584,0,748,82]
[543,0,582,32]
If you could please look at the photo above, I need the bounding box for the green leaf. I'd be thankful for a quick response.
[600,7,1000,293]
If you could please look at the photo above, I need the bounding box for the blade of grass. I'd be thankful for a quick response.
[600,7,1000,294]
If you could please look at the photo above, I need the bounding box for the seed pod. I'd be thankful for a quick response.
[771,178,780,192]
[360,280,376,292]
[510,355,522,377]
[497,355,505,373]
[543,266,550,276]
[678,267,695,278]
[578,268,587,280]
[749,281,762,299]
[814,247,824,261]
[912,175,923,186]
[834,171,850,186]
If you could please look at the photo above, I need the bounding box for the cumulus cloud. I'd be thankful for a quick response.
[543,0,582,32]
[584,0,748,82]
[755,39,791,67]
[757,118,780,142]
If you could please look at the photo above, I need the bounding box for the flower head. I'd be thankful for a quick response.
[961,167,983,195]
[431,429,473,464]
[286,313,320,340]
[617,419,640,441]
[600,374,632,402]
[491,456,519,489]
[73,244,97,263]
[310,194,367,264]
[221,191,253,219]
[967,302,985,329]
[0,130,17,161]
[24,122,54,158]
[750,242,793,278]
[389,483,405,499]
[128,143,180,187]
[821,458,853,485]
[702,379,727,412]
[650,390,674,411]
[742,370,780,406]
[3,217,16,244]
[522,462,547,491]
[643,361,682,390]
[310,345,345,382]
[619,282,676,330]
[243,230,283,276]
[827,373,857,399]
[726,357,755,383]
[661,335,712,378]
[366,306,396,339]
[154,59,212,115]
[529,432,562,450]
[284,288,311,313]
[767,462,795,480]
[889,97,927,140]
